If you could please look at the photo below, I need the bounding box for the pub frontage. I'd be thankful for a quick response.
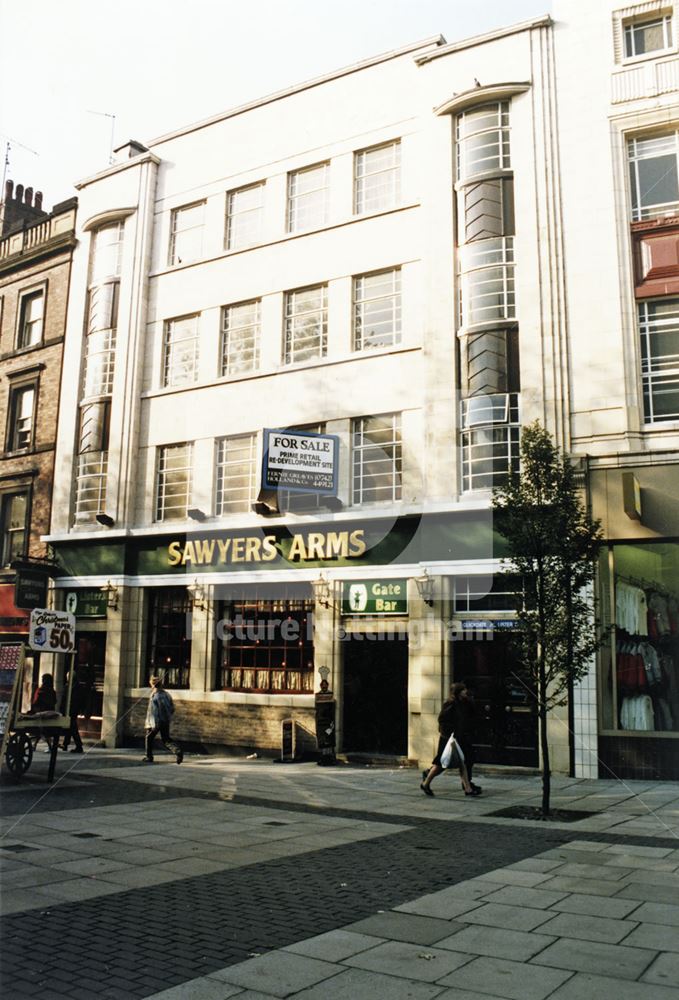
[50,506,548,770]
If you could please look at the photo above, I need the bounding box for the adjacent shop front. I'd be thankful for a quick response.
[591,462,679,779]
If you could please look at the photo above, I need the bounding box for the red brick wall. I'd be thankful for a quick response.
[123,696,318,755]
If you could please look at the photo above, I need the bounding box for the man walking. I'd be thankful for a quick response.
[142,675,183,764]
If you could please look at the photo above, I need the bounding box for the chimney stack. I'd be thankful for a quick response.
[1,178,49,236]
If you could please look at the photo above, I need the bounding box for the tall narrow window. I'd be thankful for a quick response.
[83,282,119,397]
[7,385,35,452]
[284,285,327,364]
[163,315,200,387]
[287,163,329,232]
[74,402,111,520]
[456,103,510,181]
[156,443,192,521]
[215,434,257,514]
[628,132,679,221]
[147,588,192,689]
[1,492,28,565]
[354,269,402,350]
[169,202,204,265]
[461,393,520,492]
[221,300,260,375]
[624,14,673,58]
[352,413,402,504]
[17,288,45,348]
[90,222,124,283]
[638,298,679,423]
[226,183,264,249]
[354,141,401,214]
[459,237,515,327]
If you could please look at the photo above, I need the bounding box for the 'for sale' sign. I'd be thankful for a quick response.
[28,609,76,653]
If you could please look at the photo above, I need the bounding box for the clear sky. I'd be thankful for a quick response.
[0,0,552,208]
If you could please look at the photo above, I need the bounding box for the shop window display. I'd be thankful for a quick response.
[602,543,679,734]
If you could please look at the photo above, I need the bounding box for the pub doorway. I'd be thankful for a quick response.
[342,634,408,755]
[454,633,538,767]
[74,632,106,741]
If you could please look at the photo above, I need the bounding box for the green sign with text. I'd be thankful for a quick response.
[342,579,408,616]
[65,589,107,618]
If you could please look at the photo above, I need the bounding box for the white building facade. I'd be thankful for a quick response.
[47,5,679,778]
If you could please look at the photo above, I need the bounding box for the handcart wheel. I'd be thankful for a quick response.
[5,732,33,777]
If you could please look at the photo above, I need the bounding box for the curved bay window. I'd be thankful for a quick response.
[147,588,191,688]
[217,585,314,693]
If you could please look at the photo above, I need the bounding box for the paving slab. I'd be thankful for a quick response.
[197,952,342,998]
[478,885,568,909]
[642,952,679,987]
[394,894,485,921]
[617,884,679,906]
[622,922,679,952]
[342,910,460,944]
[437,955,572,1000]
[438,923,555,961]
[283,929,386,962]
[548,971,679,1000]
[536,911,639,944]
[342,939,472,981]
[530,937,658,979]
[538,875,628,896]
[457,898,558,932]
[292,967,445,1000]
[550,892,641,919]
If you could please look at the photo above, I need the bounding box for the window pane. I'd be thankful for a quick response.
[628,133,679,220]
[226,183,264,249]
[625,17,671,57]
[217,587,314,692]
[156,444,192,520]
[352,413,402,504]
[19,290,44,347]
[169,203,204,265]
[10,387,34,450]
[2,492,28,564]
[163,315,199,387]
[215,434,257,514]
[284,285,327,364]
[460,237,515,326]
[355,141,401,214]
[639,298,679,422]
[91,222,123,283]
[222,300,260,375]
[354,269,402,349]
[461,395,520,492]
[148,588,191,689]
[288,164,329,232]
[457,103,510,180]
[74,452,108,520]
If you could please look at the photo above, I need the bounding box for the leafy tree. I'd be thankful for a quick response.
[492,422,603,816]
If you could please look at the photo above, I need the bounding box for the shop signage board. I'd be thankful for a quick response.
[262,428,339,494]
[342,579,408,615]
[65,589,107,618]
[14,569,49,610]
[28,609,76,653]
[461,619,517,630]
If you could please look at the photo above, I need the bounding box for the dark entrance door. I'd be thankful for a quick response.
[74,633,106,740]
[454,633,538,767]
[342,635,408,755]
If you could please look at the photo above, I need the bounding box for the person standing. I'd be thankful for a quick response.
[31,674,58,753]
[60,670,85,754]
[420,682,481,797]
[142,676,183,764]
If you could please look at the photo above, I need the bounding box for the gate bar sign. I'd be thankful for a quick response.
[262,428,339,495]
[29,609,76,653]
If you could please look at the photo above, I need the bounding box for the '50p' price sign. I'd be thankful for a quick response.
[29,609,76,653]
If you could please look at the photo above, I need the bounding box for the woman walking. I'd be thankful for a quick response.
[420,682,481,797]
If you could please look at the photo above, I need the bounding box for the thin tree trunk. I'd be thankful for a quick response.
[539,666,551,816]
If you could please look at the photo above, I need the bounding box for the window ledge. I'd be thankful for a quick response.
[141,343,420,399]
[152,202,420,277]
[435,82,530,117]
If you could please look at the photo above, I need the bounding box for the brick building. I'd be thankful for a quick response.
[0,180,77,657]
